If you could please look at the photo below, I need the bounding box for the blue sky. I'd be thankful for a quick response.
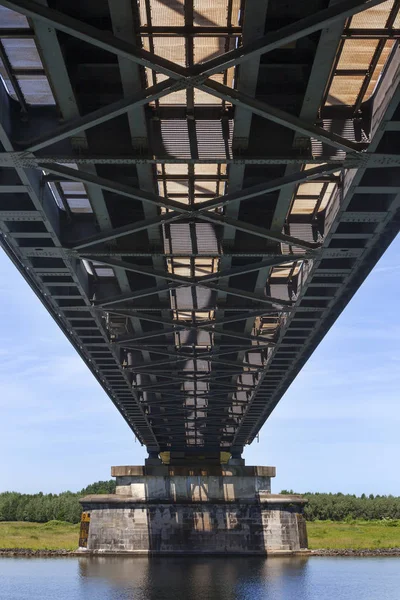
[0,237,399,496]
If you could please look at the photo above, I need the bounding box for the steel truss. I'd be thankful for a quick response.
[0,0,399,456]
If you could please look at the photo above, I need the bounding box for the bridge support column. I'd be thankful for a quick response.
[145,451,163,466]
[79,465,308,555]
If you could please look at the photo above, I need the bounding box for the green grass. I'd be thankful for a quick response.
[0,521,80,551]
[0,520,399,551]
[308,520,400,549]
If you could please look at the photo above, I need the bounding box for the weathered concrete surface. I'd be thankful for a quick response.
[111,466,276,477]
[80,466,307,555]
[112,465,274,503]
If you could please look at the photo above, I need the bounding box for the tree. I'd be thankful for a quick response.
[2,482,397,524]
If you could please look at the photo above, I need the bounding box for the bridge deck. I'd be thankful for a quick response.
[0,0,399,457]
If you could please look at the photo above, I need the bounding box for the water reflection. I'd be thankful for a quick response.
[78,556,309,600]
[1,556,400,600]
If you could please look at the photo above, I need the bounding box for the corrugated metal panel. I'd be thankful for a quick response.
[167,224,192,253]
[0,6,29,28]
[2,39,43,69]
[337,39,379,71]
[193,0,228,27]
[195,223,219,253]
[161,120,191,157]
[326,75,365,106]
[281,224,318,255]
[350,0,394,28]
[269,284,291,301]
[178,330,213,345]
[174,287,195,309]
[160,120,233,157]
[139,0,184,27]
[66,197,93,213]
[197,120,233,158]
[195,286,214,309]
[365,40,394,100]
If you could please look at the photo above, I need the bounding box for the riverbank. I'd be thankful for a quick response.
[307,519,400,549]
[1,520,400,555]
[1,548,400,557]
[310,548,400,556]
[0,521,79,551]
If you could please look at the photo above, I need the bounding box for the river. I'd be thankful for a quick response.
[0,556,399,599]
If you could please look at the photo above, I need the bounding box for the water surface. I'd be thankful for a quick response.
[0,556,399,599]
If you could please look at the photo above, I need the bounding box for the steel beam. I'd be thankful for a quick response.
[198,80,363,152]
[85,256,294,307]
[87,255,309,283]
[195,165,342,211]
[195,0,388,76]
[125,354,262,371]
[118,326,272,345]
[232,46,400,447]
[59,167,333,251]
[2,0,381,154]
[0,0,188,77]
[1,0,396,455]
[72,214,181,249]
[22,80,176,151]
[8,151,400,167]
[103,308,283,328]
[43,164,325,251]
[197,212,320,250]
[3,0,383,76]
[39,163,188,214]
[124,345,270,354]
[0,79,158,447]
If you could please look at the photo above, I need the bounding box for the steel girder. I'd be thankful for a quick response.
[0,0,398,456]
[231,45,400,447]
[4,152,400,167]
[1,1,385,153]
[0,94,158,448]
[1,0,386,74]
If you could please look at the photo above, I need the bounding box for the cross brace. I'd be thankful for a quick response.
[0,0,384,153]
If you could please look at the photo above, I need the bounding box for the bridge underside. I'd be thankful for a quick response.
[0,0,399,463]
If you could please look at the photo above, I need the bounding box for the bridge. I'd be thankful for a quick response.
[0,0,399,471]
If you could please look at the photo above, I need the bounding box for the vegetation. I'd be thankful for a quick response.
[280,491,400,522]
[0,480,115,525]
[0,484,400,551]
[0,521,80,551]
[307,520,400,550]
[1,483,399,526]
[0,519,398,551]
[1,481,400,554]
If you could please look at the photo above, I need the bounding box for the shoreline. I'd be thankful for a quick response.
[1,548,400,558]
[310,548,400,557]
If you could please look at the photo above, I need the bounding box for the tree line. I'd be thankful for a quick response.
[281,490,400,521]
[0,481,116,524]
[1,483,400,523]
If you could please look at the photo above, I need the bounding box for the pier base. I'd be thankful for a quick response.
[80,466,308,555]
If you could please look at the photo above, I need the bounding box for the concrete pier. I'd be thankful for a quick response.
[80,466,308,555]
